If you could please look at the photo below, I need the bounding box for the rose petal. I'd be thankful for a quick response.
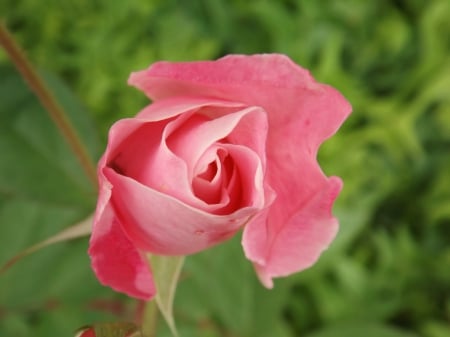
[136,96,245,121]
[243,177,341,287]
[192,147,231,207]
[223,144,266,209]
[103,167,263,255]
[89,179,155,299]
[101,97,246,172]
[166,105,268,178]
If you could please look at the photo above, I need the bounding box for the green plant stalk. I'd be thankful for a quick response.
[141,300,158,337]
[0,21,97,187]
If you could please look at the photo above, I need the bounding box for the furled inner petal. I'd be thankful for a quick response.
[197,160,218,181]
[192,150,224,205]
[222,144,265,209]
[190,142,264,215]
[107,103,268,216]
[190,147,240,214]
[165,105,268,179]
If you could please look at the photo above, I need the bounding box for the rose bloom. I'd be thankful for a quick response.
[89,54,351,299]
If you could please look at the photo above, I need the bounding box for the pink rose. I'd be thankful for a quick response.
[89,54,351,299]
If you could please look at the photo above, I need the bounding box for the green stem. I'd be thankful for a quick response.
[141,300,158,337]
[0,21,97,187]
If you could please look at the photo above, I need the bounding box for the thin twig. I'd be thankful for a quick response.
[0,21,97,187]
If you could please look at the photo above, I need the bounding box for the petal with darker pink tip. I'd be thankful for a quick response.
[89,179,155,300]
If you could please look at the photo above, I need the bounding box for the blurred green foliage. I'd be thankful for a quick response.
[1,0,449,336]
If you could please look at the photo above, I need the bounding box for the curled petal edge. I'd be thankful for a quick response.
[89,180,156,300]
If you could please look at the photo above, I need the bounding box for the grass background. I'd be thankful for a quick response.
[1,0,449,336]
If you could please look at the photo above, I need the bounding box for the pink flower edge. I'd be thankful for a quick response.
[88,181,155,300]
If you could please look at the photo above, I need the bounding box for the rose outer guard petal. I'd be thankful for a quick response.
[89,183,155,300]
[243,177,342,288]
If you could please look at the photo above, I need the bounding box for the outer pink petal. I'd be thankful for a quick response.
[244,177,342,287]
[129,54,351,284]
[103,167,263,255]
[135,96,245,121]
[89,178,155,299]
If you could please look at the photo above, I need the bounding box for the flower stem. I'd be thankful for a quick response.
[0,21,97,187]
[141,300,158,337]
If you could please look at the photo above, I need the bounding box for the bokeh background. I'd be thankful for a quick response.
[1,0,449,336]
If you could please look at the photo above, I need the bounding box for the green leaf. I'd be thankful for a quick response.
[0,214,92,275]
[173,234,293,337]
[148,254,185,337]
[0,64,107,336]
[0,65,98,206]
